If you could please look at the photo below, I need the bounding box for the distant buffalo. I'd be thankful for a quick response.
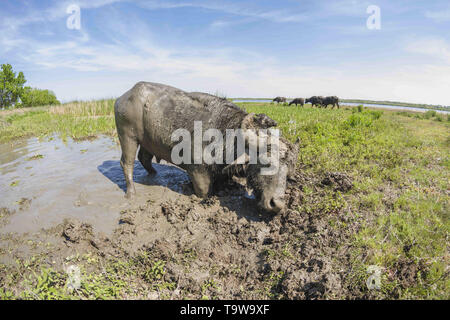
[305,96,324,108]
[289,98,305,107]
[322,96,340,109]
[273,97,287,104]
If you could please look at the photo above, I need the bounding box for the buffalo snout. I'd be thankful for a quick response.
[260,195,285,213]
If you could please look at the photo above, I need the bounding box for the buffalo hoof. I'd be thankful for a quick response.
[125,190,136,199]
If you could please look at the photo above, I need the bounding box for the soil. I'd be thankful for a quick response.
[321,172,353,192]
[0,166,363,299]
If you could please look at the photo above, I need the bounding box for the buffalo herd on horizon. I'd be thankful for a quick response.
[273,96,340,108]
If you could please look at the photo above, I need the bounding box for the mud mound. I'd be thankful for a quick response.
[321,172,353,192]
[62,219,94,243]
[56,172,354,299]
[17,198,32,211]
[0,207,15,227]
[392,258,428,289]
[0,168,359,299]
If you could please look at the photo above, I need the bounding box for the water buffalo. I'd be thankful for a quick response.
[289,98,305,107]
[273,97,287,104]
[305,96,324,108]
[322,96,340,109]
[115,82,300,213]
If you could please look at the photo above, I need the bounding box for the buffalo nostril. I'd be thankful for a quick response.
[268,197,284,213]
[269,198,276,209]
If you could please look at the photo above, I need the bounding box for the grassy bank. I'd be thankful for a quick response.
[239,102,449,299]
[0,101,448,299]
[0,99,117,143]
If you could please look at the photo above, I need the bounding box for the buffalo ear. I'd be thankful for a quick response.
[254,114,277,128]
[242,113,277,129]
[241,113,255,129]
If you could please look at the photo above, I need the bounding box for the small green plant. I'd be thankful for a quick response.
[143,260,166,282]
[27,154,44,161]
[10,181,19,187]
[201,279,220,299]
[0,287,14,300]
[27,268,70,300]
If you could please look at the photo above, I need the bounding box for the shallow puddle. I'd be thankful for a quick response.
[0,135,190,235]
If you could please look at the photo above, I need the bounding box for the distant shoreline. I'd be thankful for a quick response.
[231,98,450,112]
[341,99,449,112]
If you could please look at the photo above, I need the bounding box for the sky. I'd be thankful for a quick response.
[1,0,450,105]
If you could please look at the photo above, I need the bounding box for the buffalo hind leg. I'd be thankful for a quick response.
[119,135,138,199]
[138,147,156,175]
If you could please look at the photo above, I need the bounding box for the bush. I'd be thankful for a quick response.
[19,87,60,107]
[344,113,374,128]
[423,110,436,119]
[368,110,383,120]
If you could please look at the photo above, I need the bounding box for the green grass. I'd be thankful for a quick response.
[239,103,449,299]
[0,250,175,300]
[396,110,449,123]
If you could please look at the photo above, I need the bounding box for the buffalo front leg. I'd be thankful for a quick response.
[119,135,138,199]
[138,147,156,175]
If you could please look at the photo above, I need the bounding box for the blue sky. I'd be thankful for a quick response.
[1,0,450,104]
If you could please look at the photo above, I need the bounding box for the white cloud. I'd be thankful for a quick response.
[405,37,450,64]
[425,9,450,22]
[22,31,450,105]
[319,0,372,17]
[136,0,308,23]
[40,57,450,106]
[209,17,256,29]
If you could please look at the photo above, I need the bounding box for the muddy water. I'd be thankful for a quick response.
[0,135,190,235]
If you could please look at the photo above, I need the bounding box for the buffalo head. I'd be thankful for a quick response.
[222,113,300,213]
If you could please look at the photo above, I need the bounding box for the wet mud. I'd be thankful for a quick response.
[0,136,361,299]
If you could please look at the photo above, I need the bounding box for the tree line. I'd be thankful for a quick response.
[0,64,60,108]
